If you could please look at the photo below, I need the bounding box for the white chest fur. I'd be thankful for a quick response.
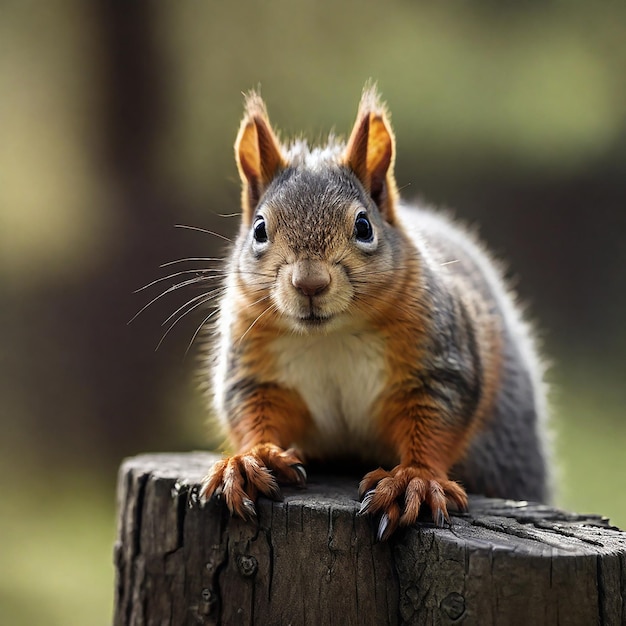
[269,329,388,458]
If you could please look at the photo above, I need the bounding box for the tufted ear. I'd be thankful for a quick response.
[235,92,286,225]
[344,85,398,223]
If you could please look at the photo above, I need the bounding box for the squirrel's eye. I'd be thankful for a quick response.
[253,216,268,243]
[354,212,374,242]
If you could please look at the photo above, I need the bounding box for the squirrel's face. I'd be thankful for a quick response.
[229,85,403,334]
[234,166,399,334]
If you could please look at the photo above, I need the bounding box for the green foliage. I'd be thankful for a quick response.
[554,366,626,529]
[0,474,115,626]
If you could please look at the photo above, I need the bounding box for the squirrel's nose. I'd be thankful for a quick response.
[292,261,331,297]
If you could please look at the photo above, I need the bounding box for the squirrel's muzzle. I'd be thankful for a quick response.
[291,260,331,297]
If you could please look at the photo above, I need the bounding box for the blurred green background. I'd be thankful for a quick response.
[2,2,625,624]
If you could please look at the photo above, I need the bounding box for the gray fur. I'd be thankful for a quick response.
[401,207,551,502]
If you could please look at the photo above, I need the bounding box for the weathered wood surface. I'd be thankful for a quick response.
[114,452,626,626]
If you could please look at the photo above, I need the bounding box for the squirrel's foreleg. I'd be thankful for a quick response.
[359,388,471,540]
[201,383,310,518]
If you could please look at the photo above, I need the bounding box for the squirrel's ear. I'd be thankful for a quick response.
[235,92,286,224]
[344,85,398,223]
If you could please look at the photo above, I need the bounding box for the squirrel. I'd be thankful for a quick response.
[200,85,551,540]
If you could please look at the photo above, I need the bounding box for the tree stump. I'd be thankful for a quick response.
[114,452,626,626]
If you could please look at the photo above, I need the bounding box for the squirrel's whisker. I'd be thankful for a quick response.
[185,308,220,357]
[134,269,222,293]
[162,289,224,328]
[157,293,221,351]
[160,257,224,268]
[128,275,211,324]
[175,224,232,242]
[238,302,277,345]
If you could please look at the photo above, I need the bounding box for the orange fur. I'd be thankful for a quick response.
[235,92,286,223]
[223,297,314,449]
[344,85,399,222]
[203,85,548,538]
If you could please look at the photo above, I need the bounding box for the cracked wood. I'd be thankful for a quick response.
[114,452,626,626]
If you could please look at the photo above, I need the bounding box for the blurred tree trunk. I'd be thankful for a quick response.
[16,3,195,471]
[81,1,184,463]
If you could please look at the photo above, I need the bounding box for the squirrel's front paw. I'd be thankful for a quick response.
[358,465,468,540]
[200,444,306,519]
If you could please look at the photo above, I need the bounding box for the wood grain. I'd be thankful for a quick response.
[114,452,626,625]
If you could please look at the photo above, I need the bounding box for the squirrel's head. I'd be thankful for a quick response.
[231,85,406,334]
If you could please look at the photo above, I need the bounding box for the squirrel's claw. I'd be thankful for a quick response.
[358,489,376,516]
[358,465,467,538]
[376,506,402,541]
[433,507,447,528]
[291,463,307,487]
[200,444,307,520]
[241,497,257,520]
[377,513,390,541]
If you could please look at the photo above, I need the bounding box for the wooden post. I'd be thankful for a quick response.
[114,453,626,625]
